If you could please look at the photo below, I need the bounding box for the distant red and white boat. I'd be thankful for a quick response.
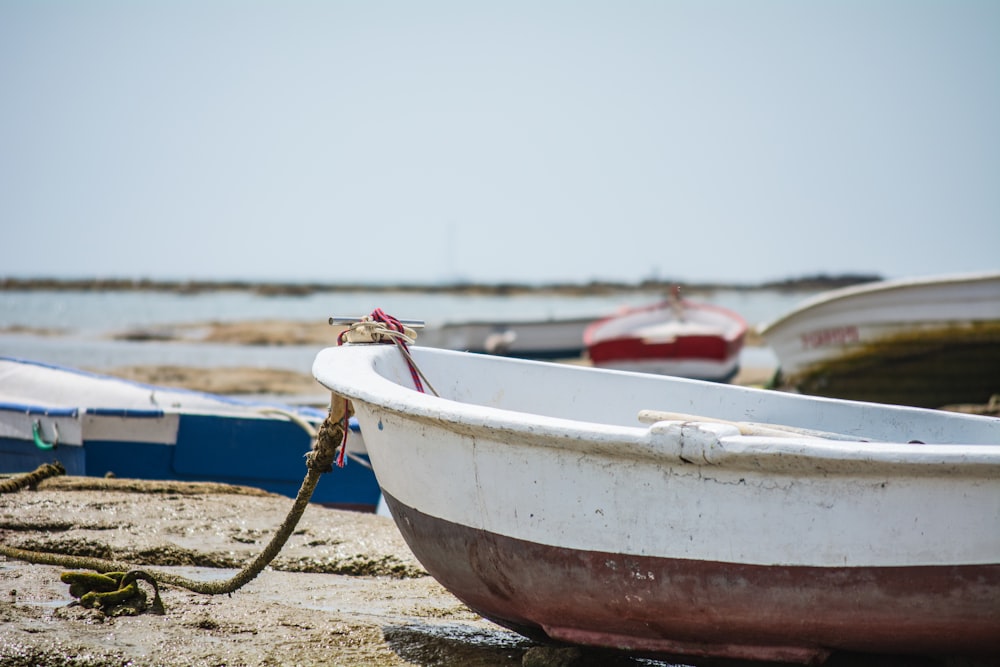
[584,289,748,382]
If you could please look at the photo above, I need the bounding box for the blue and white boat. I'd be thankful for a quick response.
[0,356,379,511]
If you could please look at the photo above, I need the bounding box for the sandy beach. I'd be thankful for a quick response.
[0,477,543,667]
[7,479,990,667]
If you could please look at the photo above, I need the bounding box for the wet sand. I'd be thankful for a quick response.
[93,318,771,398]
[102,364,329,397]
[99,356,773,399]
[109,318,346,347]
[0,477,543,667]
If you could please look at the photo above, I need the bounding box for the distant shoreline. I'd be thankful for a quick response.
[0,274,881,296]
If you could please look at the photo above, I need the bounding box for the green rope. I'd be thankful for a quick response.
[0,399,351,613]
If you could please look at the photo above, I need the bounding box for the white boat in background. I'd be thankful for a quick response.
[417,315,594,360]
[0,357,379,511]
[759,271,1000,408]
[584,289,747,381]
[313,339,1000,665]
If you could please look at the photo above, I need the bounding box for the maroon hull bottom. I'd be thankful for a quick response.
[383,492,1000,664]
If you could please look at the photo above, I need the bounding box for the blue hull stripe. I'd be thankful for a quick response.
[0,402,80,417]
[84,407,166,418]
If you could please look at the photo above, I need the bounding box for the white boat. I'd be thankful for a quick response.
[0,357,378,511]
[417,316,595,360]
[584,291,747,381]
[312,339,1000,664]
[759,271,1000,407]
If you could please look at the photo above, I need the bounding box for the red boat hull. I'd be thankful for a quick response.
[384,491,1000,664]
[584,298,748,381]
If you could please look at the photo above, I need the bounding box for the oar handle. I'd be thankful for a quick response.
[637,409,872,441]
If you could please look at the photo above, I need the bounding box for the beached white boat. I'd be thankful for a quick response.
[584,291,747,381]
[0,357,378,511]
[759,271,1000,407]
[417,316,594,360]
[313,339,1000,664]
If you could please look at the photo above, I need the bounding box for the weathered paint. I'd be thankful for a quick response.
[384,491,1000,663]
[788,322,1000,408]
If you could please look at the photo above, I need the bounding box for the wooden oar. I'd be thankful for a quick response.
[637,409,871,441]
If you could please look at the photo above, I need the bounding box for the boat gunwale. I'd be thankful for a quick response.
[0,402,82,418]
[0,355,329,423]
[583,298,748,347]
[312,345,1000,476]
[758,271,1000,336]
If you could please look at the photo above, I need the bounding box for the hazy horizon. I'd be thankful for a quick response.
[0,269,888,289]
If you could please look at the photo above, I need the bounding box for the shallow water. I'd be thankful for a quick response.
[0,330,321,370]
[0,287,798,373]
[0,287,819,334]
[0,330,779,375]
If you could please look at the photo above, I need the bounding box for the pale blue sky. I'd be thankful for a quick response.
[2,1,998,285]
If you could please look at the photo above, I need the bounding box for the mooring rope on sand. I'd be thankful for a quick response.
[0,400,352,614]
[0,461,66,494]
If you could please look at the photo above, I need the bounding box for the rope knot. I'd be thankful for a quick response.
[328,308,438,467]
[62,569,164,616]
[337,308,418,346]
[336,309,436,398]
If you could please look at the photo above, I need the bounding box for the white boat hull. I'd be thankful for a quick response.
[759,271,1000,407]
[418,316,593,359]
[313,343,1000,663]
